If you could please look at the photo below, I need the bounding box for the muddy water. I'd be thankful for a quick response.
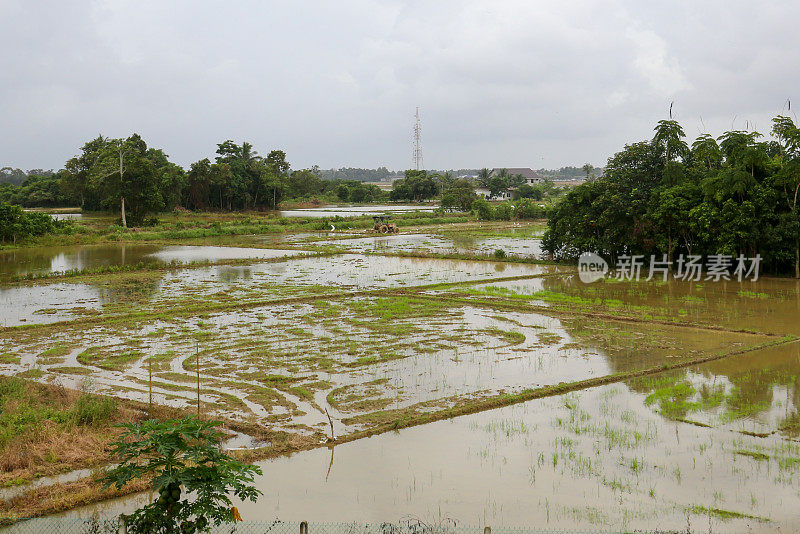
[5,240,800,531]
[58,378,800,532]
[0,254,556,326]
[629,341,800,436]
[160,254,555,295]
[0,244,302,279]
[475,274,800,335]
[306,233,543,258]
[0,284,104,327]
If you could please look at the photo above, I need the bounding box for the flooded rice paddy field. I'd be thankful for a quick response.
[61,379,800,532]
[276,222,546,257]
[456,274,800,335]
[0,255,557,326]
[2,225,800,532]
[292,232,544,258]
[0,243,304,279]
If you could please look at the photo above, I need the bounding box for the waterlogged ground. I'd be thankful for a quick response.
[0,243,304,279]
[296,231,544,258]
[2,221,800,532]
[58,378,800,531]
[0,255,556,325]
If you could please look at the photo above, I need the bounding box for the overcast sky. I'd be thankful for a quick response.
[1,1,799,172]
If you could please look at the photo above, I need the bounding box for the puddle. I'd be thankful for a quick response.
[464,274,800,335]
[308,233,543,258]
[0,244,302,279]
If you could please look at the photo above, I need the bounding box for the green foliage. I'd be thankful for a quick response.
[103,417,261,534]
[71,395,117,426]
[543,113,800,275]
[471,198,494,220]
[57,136,293,220]
[390,170,439,201]
[494,201,513,221]
[440,178,478,211]
[0,202,66,243]
[472,198,546,221]
[513,183,544,200]
[0,172,70,207]
[0,377,117,449]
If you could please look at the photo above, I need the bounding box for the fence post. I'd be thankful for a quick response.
[300,520,309,534]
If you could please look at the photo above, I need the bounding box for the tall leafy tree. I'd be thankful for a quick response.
[690,134,722,171]
[545,115,800,275]
[92,134,165,227]
[772,115,800,277]
[653,120,689,164]
[63,135,108,208]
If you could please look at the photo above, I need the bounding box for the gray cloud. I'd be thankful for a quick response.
[2,0,799,171]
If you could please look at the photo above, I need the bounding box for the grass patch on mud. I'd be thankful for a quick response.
[688,505,768,522]
[76,346,142,371]
[327,379,396,413]
[0,377,121,487]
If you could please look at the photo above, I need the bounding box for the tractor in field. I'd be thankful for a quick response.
[372,215,399,234]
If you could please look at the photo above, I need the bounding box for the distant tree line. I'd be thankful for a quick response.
[1,167,55,186]
[543,114,800,277]
[312,167,481,182]
[472,168,564,200]
[0,135,298,226]
[0,172,70,207]
[314,167,396,182]
[387,169,552,219]
[1,133,581,228]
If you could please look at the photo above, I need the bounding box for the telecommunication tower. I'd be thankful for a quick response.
[412,107,423,170]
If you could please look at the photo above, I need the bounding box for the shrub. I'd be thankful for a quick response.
[71,395,117,426]
[472,198,494,220]
[513,198,545,219]
[0,203,65,243]
[494,202,513,221]
[104,417,262,534]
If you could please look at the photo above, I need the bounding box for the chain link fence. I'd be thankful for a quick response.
[0,518,636,534]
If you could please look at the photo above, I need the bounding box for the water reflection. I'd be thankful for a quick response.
[312,234,543,258]
[0,245,299,279]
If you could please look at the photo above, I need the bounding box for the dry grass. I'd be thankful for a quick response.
[0,476,151,521]
[0,378,139,487]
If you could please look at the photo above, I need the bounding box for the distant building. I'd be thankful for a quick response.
[475,187,512,201]
[490,168,544,185]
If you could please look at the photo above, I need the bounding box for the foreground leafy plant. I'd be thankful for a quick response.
[102,417,261,534]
